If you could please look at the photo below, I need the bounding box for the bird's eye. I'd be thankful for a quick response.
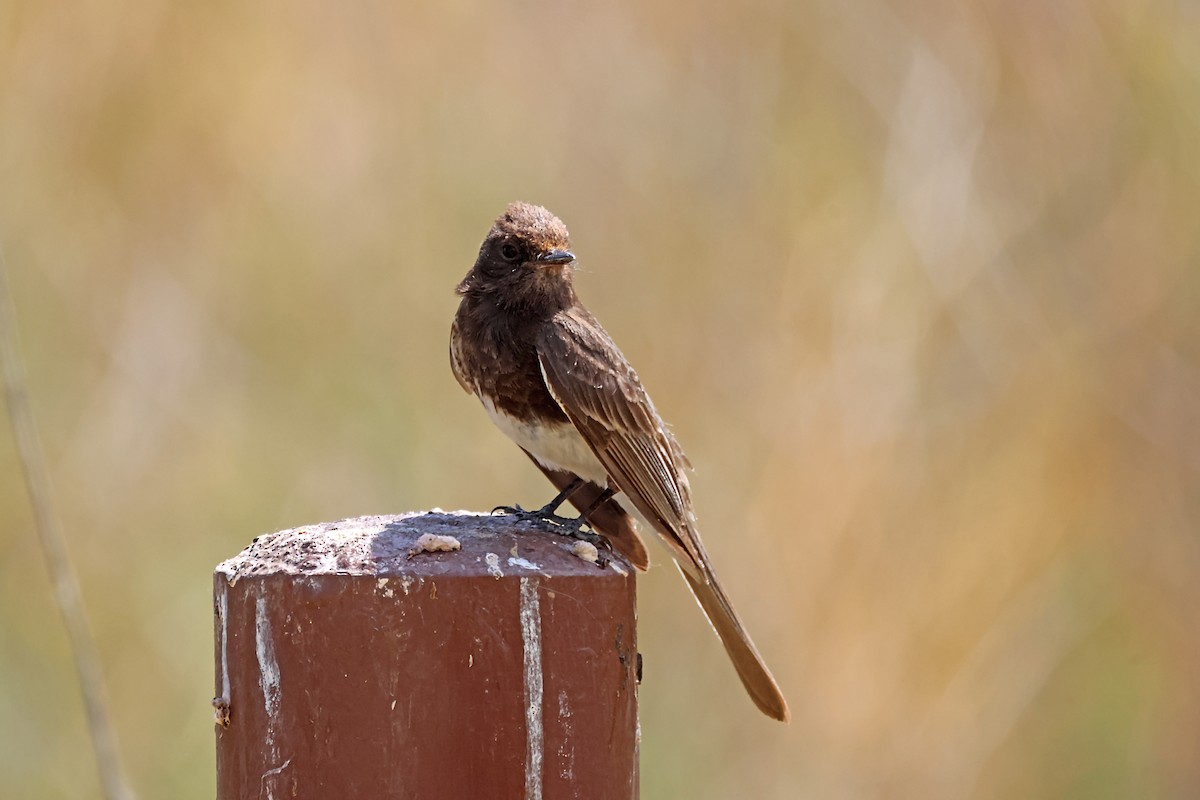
[499,242,521,262]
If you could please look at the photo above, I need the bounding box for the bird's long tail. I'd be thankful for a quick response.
[679,562,791,722]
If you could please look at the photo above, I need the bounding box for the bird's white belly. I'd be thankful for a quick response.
[480,395,609,485]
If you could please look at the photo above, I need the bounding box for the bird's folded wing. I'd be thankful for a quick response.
[536,307,707,573]
[448,317,474,394]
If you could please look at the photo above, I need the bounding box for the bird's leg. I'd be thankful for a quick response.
[492,477,584,524]
[547,486,616,553]
[538,477,586,517]
[568,487,615,532]
[492,479,615,556]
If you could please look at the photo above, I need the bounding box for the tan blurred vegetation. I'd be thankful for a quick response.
[2,0,1199,797]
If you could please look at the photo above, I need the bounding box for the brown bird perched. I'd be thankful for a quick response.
[450,201,789,722]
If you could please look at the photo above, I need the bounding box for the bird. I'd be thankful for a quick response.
[449,201,789,722]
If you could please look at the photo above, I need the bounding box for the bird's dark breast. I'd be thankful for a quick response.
[453,302,570,426]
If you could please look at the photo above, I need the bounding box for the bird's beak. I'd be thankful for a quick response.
[537,249,576,265]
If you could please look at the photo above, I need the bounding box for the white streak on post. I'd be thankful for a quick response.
[520,577,544,800]
[258,758,292,798]
[557,689,575,784]
[216,584,230,703]
[255,586,282,784]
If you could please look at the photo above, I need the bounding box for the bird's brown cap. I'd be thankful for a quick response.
[490,201,571,254]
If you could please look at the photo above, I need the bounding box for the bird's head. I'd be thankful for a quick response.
[458,202,578,310]
[483,201,574,270]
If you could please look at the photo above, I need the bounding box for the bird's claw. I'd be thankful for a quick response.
[561,524,605,550]
[538,517,611,568]
[491,503,575,529]
[490,503,610,564]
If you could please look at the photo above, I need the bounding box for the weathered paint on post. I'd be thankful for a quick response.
[214,512,639,799]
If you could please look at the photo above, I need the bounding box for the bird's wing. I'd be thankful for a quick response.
[537,306,790,722]
[535,307,707,574]
[448,316,474,394]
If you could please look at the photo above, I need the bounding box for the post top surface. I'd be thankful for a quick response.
[215,511,633,583]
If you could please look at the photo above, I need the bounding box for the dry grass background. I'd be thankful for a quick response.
[2,0,1198,797]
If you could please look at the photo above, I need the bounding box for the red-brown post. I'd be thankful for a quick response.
[213,512,639,799]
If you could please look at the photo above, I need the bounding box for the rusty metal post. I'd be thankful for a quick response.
[213,512,639,799]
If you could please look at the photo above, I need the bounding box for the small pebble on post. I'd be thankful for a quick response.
[213,512,639,799]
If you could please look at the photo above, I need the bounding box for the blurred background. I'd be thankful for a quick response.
[1,0,1198,797]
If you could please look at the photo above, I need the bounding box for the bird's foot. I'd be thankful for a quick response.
[491,503,609,562]
[490,502,590,534]
[491,503,575,528]
[552,516,608,554]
